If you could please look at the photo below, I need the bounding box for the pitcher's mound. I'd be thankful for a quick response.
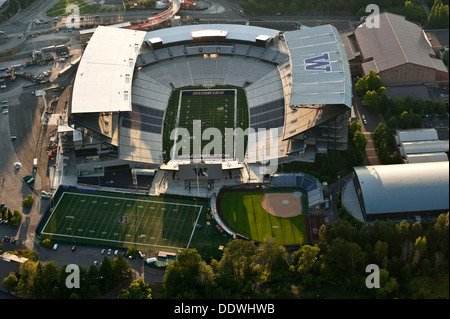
[261,192,303,218]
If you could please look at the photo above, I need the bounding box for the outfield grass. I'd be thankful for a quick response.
[37,189,231,258]
[220,191,308,245]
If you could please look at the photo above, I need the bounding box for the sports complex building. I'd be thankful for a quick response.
[342,161,449,223]
[67,22,352,196]
[35,4,359,252]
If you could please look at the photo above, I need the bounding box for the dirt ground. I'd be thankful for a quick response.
[261,192,302,218]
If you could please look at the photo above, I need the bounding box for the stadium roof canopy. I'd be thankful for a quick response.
[284,24,352,108]
[142,24,279,45]
[282,25,352,140]
[354,162,449,215]
[71,26,147,114]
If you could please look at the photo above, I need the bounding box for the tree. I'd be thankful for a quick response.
[366,70,382,92]
[117,278,152,299]
[399,111,411,129]
[373,240,389,269]
[363,90,380,111]
[163,248,215,298]
[323,238,365,280]
[99,256,115,294]
[290,245,320,286]
[403,0,427,25]
[349,120,362,136]
[39,261,60,298]
[355,76,368,96]
[10,210,22,227]
[84,264,100,298]
[353,130,368,163]
[443,50,449,68]
[259,237,288,278]
[112,255,132,286]
[3,272,18,293]
[414,236,427,262]
[22,194,33,208]
[411,235,428,271]
[375,269,399,299]
[214,239,259,294]
[428,0,449,28]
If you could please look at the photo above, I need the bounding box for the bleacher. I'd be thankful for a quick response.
[271,173,324,207]
[139,55,278,90]
[245,68,285,130]
[136,43,289,68]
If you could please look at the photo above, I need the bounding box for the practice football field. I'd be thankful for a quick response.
[38,190,203,250]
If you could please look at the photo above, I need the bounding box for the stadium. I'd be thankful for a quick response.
[37,18,352,250]
[69,22,351,192]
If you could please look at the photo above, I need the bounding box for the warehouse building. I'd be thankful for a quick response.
[341,12,448,87]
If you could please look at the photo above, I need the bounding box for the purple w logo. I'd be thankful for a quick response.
[304,53,332,72]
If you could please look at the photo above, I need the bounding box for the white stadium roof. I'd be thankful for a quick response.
[354,162,449,215]
[142,24,279,45]
[71,26,147,114]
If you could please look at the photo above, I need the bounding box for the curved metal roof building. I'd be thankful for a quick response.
[350,162,449,221]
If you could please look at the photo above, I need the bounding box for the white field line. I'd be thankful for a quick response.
[187,204,203,249]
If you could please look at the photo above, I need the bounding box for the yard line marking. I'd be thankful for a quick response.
[187,204,203,249]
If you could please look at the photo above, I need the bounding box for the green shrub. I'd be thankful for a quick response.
[22,195,33,207]
[40,238,53,249]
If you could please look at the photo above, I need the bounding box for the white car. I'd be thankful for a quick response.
[2,109,8,114]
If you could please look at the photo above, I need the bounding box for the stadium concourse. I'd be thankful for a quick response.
[65,21,351,200]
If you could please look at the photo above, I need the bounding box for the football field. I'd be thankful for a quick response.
[38,190,203,250]
[163,87,249,161]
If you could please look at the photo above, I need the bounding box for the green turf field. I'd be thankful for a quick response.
[162,86,249,162]
[37,189,232,259]
[38,190,203,250]
[219,191,308,245]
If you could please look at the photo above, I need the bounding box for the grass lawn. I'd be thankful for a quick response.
[219,191,308,245]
